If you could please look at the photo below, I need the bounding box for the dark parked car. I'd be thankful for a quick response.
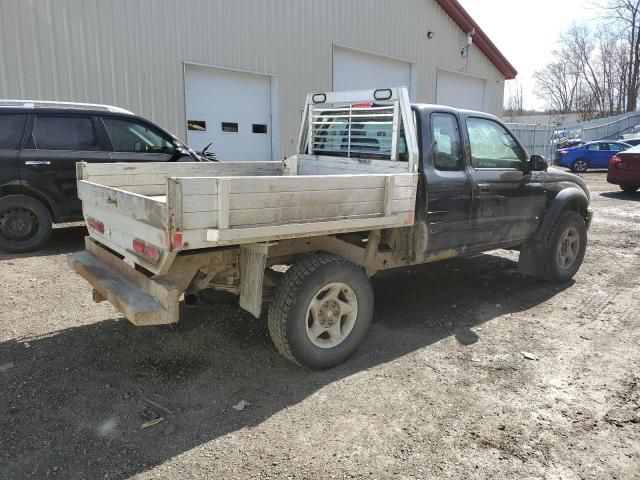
[0,100,202,253]
[554,140,632,172]
[608,144,640,193]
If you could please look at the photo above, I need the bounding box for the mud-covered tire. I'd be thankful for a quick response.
[0,195,52,253]
[267,253,374,370]
[544,210,587,283]
[620,184,639,193]
[571,158,588,173]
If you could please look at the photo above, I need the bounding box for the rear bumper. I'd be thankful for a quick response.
[607,170,640,185]
[67,237,181,326]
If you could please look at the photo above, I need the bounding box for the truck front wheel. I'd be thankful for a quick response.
[544,210,587,283]
[267,253,374,369]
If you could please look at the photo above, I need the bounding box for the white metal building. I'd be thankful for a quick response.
[0,0,516,160]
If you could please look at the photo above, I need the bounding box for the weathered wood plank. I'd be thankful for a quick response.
[182,211,217,229]
[167,178,183,232]
[78,181,167,228]
[83,161,283,176]
[228,174,413,194]
[229,188,384,210]
[229,202,385,228]
[297,155,409,174]
[217,178,230,230]
[206,212,415,245]
[176,178,219,195]
[383,176,395,216]
[182,194,218,212]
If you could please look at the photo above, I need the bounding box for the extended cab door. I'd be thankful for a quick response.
[463,116,546,246]
[0,113,28,191]
[19,114,111,220]
[422,111,473,253]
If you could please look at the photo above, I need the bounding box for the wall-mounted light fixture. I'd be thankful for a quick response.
[461,28,475,57]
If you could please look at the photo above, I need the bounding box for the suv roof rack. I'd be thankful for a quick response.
[0,99,134,114]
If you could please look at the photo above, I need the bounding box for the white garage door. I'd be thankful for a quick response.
[436,70,487,111]
[185,65,272,161]
[333,47,411,93]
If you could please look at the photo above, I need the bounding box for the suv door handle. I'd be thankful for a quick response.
[477,182,491,193]
[24,160,51,166]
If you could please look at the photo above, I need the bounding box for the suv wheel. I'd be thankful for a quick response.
[267,253,374,369]
[544,210,587,283]
[620,184,639,193]
[0,195,53,253]
[571,158,588,173]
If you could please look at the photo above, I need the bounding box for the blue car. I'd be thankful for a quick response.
[554,140,632,172]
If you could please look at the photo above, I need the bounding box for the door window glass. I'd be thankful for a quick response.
[431,113,464,171]
[586,143,601,151]
[466,117,526,169]
[608,143,627,152]
[31,116,101,151]
[0,114,28,149]
[103,117,175,154]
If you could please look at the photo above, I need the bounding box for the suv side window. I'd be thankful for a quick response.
[103,117,175,154]
[29,115,102,151]
[0,114,28,149]
[431,113,463,171]
[466,117,526,169]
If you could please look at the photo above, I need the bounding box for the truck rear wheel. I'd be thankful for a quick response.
[544,210,587,283]
[267,253,374,369]
[0,195,52,253]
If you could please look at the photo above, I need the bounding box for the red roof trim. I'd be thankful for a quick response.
[434,0,517,80]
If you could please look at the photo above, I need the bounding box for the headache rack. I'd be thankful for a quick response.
[298,87,417,173]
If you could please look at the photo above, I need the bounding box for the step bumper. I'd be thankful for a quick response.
[67,238,181,326]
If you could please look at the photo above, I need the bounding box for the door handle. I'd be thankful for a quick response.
[24,160,51,166]
[477,182,491,193]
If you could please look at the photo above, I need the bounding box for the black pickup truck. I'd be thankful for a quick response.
[66,88,593,370]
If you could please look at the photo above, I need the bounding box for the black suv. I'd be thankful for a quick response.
[0,101,201,253]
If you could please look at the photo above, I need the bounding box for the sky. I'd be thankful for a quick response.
[457,0,596,110]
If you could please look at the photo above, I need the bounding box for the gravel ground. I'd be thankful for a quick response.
[0,171,638,479]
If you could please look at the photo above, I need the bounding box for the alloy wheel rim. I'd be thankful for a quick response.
[557,226,580,269]
[305,282,358,349]
[575,160,587,172]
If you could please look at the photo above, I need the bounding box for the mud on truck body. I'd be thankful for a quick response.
[68,87,593,369]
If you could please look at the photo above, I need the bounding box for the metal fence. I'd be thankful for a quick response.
[506,111,640,159]
[505,123,557,158]
[580,112,640,141]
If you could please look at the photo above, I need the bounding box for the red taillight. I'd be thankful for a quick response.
[87,216,105,234]
[144,245,161,263]
[172,232,184,249]
[352,102,372,109]
[132,238,161,264]
[132,238,146,254]
[610,155,624,169]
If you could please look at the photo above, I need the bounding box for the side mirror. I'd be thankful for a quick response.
[530,154,548,172]
[133,141,146,153]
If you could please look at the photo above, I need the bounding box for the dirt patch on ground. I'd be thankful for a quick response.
[1,172,639,479]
